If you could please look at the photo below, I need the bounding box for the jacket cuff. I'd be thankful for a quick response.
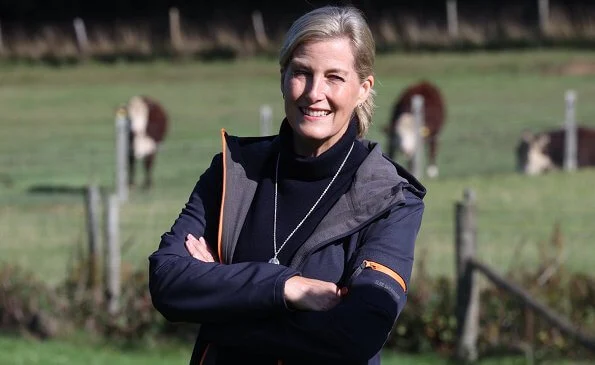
[274,269,301,312]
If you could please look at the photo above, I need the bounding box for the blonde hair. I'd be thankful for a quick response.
[279,5,376,137]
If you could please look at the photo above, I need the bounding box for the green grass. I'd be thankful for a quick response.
[1,50,595,285]
[0,335,190,365]
[0,335,566,365]
[2,335,591,365]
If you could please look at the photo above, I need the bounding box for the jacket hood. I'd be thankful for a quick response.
[358,139,426,200]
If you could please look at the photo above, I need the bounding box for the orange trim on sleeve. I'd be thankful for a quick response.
[364,260,407,292]
[217,129,227,264]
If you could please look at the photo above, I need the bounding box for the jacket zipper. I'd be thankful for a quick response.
[349,260,407,292]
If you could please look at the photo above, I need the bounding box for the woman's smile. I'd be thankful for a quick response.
[282,37,372,156]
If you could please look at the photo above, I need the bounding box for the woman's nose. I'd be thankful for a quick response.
[305,76,325,102]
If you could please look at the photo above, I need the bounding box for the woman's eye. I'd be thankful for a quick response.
[328,75,345,82]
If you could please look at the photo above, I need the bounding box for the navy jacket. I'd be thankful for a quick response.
[149,129,426,365]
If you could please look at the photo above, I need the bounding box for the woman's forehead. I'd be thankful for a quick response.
[290,38,355,67]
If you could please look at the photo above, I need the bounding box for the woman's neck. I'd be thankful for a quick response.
[289,123,354,158]
[291,137,333,157]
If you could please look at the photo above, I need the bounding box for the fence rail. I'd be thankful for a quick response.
[471,259,595,352]
[454,189,595,362]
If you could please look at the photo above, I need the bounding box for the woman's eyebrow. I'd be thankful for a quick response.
[288,59,309,68]
[289,60,348,75]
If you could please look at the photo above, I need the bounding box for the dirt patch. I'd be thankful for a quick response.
[543,60,595,76]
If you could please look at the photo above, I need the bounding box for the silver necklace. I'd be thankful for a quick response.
[269,141,355,264]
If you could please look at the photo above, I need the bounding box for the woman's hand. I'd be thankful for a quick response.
[185,234,215,262]
[284,276,348,311]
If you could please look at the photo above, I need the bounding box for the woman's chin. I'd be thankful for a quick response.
[294,128,328,142]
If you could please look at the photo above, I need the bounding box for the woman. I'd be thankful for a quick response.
[149,5,426,365]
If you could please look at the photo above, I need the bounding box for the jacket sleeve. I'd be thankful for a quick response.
[148,153,300,324]
[200,190,424,363]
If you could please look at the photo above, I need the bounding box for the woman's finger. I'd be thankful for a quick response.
[185,237,201,259]
[194,240,213,262]
[186,234,206,260]
[185,234,215,262]
[197,237,215,262]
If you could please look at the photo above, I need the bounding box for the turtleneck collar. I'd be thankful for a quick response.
[277,118,358,181]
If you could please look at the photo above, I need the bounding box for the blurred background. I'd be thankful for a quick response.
[1,1,595,364]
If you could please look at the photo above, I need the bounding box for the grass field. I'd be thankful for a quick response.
[2,50,595,365]
[1,50,595,287]
[0,335,553,365]
[3,335,592,365]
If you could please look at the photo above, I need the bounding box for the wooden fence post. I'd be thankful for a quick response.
[455,188,479,362]
[169,7,184,52]
[104,193,121,315]
[564,90,577,172]
[251,10,269,49]
[115,106,129,202]
[412,95,425,179]
[446,0,459,38]
[259,104,272,136]
[84,184,101,289]
[73,17,90,59]
[538,0,550,36]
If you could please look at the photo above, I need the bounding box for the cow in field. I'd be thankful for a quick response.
[123,95,169,189]
[516,126,595,175]
[385,81,446,178]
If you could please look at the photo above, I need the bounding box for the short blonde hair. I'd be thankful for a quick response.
[279,5,376,138]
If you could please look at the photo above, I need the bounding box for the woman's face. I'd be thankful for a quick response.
[282,37,373,157]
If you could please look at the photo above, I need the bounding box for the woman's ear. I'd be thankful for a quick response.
[280,69,286,98]
[358,75,374,105]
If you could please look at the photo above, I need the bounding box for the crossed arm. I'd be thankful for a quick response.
[150,151,423,361]
[181,200,422,362]
[185,234,348,312]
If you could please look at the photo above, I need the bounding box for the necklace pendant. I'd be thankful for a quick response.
[268,257,280,265]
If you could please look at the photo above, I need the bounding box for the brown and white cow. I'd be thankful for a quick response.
[124,95,169,189]
[385,81,446,178]
[516,126,595,175]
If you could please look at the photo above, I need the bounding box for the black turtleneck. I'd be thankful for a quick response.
[232,119,369,265]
